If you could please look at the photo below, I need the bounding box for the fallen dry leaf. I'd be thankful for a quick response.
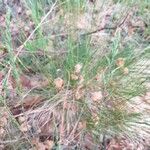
[30,78,49,88]
[91,91,103,102]
[54,77,64,90]
[75,64,83,74]
[116,58,125,68]
[15,95,44,109]
[20,74,49,89]
[23,95,44,109]
[20,75,31,88]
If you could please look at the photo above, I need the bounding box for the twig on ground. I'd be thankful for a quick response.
[81,11,130,36]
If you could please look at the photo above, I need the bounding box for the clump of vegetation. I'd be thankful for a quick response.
[0,0,150,149]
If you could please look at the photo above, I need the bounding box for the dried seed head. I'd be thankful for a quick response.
[116,58,125,67]
[123,67,129,75]
[91,91,103,102]
[75,90,83,100]
[54,77,64,90]
[71,74,79,80]
[75,85,84,100]
[75,63,83,74]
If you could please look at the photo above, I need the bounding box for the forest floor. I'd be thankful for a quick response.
[0,0,150,149]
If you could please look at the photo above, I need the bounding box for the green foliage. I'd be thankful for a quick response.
[59,0,86,11]
[25,38,48,52]
[24,0,45,24]
[64,37,91,72]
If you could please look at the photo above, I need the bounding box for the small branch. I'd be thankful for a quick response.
[81,12,129,36]
[81,26,116,36]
